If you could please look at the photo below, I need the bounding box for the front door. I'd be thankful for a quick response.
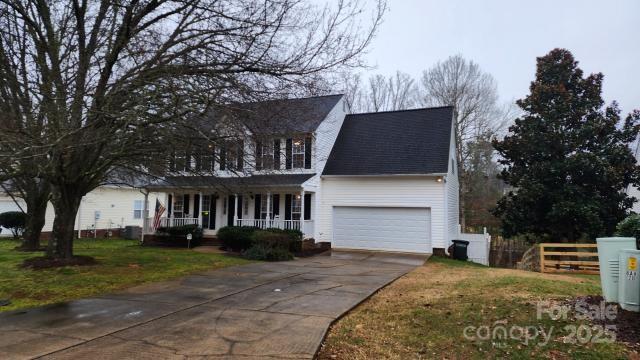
[202,195,217,230]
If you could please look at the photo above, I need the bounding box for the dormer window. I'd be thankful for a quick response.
[220,141,244,171]
[286,135,312,169]
[256,139,279,170]
[292,137,305,168]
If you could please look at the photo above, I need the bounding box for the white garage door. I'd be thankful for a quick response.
[0,200,22,237]
[332,206,431,253]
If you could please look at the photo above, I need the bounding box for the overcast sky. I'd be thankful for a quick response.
[359,0,639,115]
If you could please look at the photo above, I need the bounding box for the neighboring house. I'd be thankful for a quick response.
[146,94,459,254]
[0,187,163,238]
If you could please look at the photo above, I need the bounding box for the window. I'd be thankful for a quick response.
[261,194,274,219]
[257,141,274,170]
[292,137,305,169]
[200,144,215,172]
[133,200,144,219]
[221,141,243,171]
[174,151,187,172]
[291,194,302,220]
[173,197,184,218]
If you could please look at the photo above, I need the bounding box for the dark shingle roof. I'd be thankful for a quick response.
[147,174,315,189]
[322,107,454,175]
[228,94,344,134]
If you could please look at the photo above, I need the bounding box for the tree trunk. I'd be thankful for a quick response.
[19,192,49,251]
[47,187,82,260]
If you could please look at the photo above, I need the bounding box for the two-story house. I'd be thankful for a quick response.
[145,94,459,254]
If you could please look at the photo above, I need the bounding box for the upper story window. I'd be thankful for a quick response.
[196,144,215,172]
[286,135,311,170]
[256,140,274,170]
[220,140,244,171]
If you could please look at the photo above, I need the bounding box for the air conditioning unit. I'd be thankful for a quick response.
[618,249,640,312]
[596,237,636,302]
[123,226,142,240]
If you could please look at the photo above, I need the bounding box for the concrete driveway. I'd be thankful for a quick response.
[0,251,425,359]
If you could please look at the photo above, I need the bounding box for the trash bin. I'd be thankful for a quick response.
[451,240,470,261]
[596,237,636,302]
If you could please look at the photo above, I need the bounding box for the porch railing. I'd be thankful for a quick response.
[236,218,314,236]
[143,217,199,234]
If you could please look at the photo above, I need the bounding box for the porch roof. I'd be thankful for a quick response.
[146,173,315,190]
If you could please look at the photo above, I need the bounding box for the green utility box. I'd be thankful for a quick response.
[596,237,636,302]
[618,249,640,312]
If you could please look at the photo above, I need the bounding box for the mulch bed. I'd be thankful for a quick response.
[565,295,640,350]
[21,255,97,269]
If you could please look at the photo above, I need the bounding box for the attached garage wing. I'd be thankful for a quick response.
[332,206,431,253]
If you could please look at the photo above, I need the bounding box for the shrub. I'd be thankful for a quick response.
[243,243,294,261]
[251,230,301,253]
[264,228,303,241]
[0,211,26,238]
[616,214,640,239]
[155,224,203,247]
[217,226,258,251]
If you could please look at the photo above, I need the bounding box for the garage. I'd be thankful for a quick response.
[332,206,431,253]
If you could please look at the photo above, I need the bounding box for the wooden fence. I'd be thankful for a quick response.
[539,243,599,275]
[489,236,530,268]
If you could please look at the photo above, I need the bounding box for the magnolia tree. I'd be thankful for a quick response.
[0,0,385,260]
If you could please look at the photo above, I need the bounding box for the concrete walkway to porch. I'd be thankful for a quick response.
[0,251,426,359]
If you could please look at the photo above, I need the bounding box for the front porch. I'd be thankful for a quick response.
[143,188,316,238]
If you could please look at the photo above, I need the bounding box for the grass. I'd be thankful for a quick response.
[0,238,250,312]
[318,256,631,360]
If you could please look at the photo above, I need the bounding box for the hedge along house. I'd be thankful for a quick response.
[144,95,459,254]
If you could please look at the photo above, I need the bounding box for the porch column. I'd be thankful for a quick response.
[300,189,305,232]
[169,192,174,227]
[198,191,203,227]
[233,193,239,226]
[141,191,149,243]
[266,191,271,224]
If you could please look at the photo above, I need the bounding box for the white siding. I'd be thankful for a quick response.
[629,185,640,214]
[0,187,163,233]
[445,124,460,245]
[318,176,447,250]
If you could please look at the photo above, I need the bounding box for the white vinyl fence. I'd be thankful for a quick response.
[457,225,491,266]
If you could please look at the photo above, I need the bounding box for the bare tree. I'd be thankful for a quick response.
[0,0,385,260]
[342,70,417,113]
[419,54,510,229]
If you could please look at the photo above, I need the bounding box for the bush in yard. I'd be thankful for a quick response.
[264,228,303,241]
[616,214,640,239]
[217,226,258,251]
[155,224,203,247]
[243,243,294,261]
[0,211,26,238]
[252,230,301,253]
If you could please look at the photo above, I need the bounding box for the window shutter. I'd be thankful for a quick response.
[209,146,215,171]
[284,194,292,220]
[237,196,243,219]
[185,149,192,172]
[272,194,280,218]
[304,194,311,220]
[285,138,292,169]
[209,196,216,229]
[273,139,281,169]
[254,194,262,219]
[193,194,200,217]
[167,194,173,217]
[255,141,263,170]
[183,194,190,217]
[219,145,227,170]
[304,136,312,169]
[194,149,202,172]
[169,151,175,172]
[237,141,244,170]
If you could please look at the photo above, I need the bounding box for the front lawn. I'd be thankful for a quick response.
[318,257,634,359]
[0,238,250,312]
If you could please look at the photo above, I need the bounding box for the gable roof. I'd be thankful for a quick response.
[228,94,344,134]
[322,107,454,176]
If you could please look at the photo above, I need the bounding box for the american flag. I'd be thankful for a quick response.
[152,199,166,230]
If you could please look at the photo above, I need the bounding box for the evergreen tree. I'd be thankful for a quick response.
[493,48,640,242]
